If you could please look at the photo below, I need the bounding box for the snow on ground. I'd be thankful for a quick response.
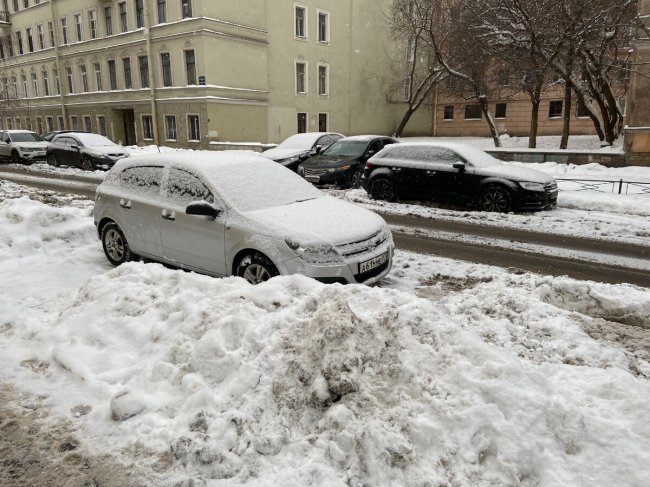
[1,182,650,486]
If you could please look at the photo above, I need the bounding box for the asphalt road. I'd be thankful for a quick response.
[1,165,649,287]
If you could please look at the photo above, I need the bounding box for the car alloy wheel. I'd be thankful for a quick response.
[351,169,364,189]
[370,177,396,201]
[236,252,279,284]
[47,154,59,167]
[480,186,512,213]
[11,150,21,165]
[81,157,93,171]
[101,222,133,266]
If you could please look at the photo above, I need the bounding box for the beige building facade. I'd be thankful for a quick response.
[0,0,432,149]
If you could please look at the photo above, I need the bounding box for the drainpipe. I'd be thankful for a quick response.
[50,0,67,128]
[433,83,438,136]
[143,0,158,145]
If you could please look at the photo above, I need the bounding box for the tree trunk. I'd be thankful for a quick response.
[394,107,416,137]
[529,98,540,149]
[560,81,572,149]
[478,95,502,148]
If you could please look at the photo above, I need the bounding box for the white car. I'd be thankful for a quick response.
[94,152,394,285]
[0,130,49,164]
[261,132,344,171]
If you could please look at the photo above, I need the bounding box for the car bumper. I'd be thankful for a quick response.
[20,151,47,161]
[303,169,349,187]
[517,188,558,211]
[280,241,394,285]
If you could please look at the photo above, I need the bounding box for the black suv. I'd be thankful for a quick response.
[363,142,558,212]
[298,135,398,188]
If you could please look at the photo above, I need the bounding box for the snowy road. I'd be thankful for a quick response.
[1,165,648,286]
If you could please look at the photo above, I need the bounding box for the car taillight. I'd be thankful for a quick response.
[365,162,373,171]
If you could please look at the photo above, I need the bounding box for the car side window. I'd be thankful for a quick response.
[120,166,164,195]
[431,148,464,164]
[368,140,383,155]
[167,168,214,205]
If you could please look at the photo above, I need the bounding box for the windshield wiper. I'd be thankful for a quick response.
[289,197,317,205]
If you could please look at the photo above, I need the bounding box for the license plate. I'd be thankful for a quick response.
[306,176,320,183]
[359,252,388,274]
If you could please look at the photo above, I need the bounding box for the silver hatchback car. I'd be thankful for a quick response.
[93,152,394,285]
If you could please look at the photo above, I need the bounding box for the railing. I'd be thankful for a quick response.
[0,11,10,24]
[556,178,650,195]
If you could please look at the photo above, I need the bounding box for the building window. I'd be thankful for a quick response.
[296,61,306,94]
[36,117,43,134]
[548,100,563,118]
[164,115,176,141]
[31,72,38,97]
[16,31,23,54]
[497,70,510,87]
[297,112,307,133]
[407,38,415,62]
[464,105,482,120]
[79,64,88,92]
[42,70,49,96]
[104,7,112,36]
[57,115,64,130]
[142,115,153,139]
[318,64,328,96]
[576,101,590,118]
[181,0,192,18]
[83,115,91,132]
[5,119,12,130]
[48,21,55,47]
[26,27,34,52]
[295,6,306,38]
[108,60,117,90]
[403,77,411,101]
[20,73,28,97]
[22,0,28,8]
[318,112,328,132]
[443,105,454,120]
[36,24,45,50]
[187,114,200,141]
[184,50,196,85]
[118,2,127,33]
[53,68,60,95]
[123,57,132,89]
[60,17,68,45]
[495,103,507,119]
[15,117,21,129]
[97,115,107,136]
[93,63,102,91]
[135,0,144,28]
[318,11,329,43]
[46,116,53,133]
[11,0,17,13]
[74,13,83,42]
[139,55,149,88]
[88,10,97,39]
[157,0,166,24]
[70,115,79,130]
[161,52,172,87]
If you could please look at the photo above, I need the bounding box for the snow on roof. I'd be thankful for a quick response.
[386,141,499,166]
[340,135,388,142]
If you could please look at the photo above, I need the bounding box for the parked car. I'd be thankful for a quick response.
[47,132,129,170]
[261,132,344,171]
[94,152,394,285]
[298,135,399,188]
[363,142,558,212]
[0,130,49,165]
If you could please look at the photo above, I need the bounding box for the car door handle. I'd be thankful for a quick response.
[119,199,131,209]
[161,209,176,221]
[391,167,401,172]
[426,170,436,175]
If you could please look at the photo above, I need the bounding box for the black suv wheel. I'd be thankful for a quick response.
[479,186,512,213]
[369,177,396,201]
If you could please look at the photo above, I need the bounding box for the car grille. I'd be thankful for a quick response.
[545,181,558,193]
[303,167,329,177]
[336,230,389,258]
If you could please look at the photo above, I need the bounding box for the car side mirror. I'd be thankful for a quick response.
[453,162,466,171]
[315,145,322,154]
[186,201,221,218]
[367,150,376,158]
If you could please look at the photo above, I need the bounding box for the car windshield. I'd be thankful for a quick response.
[10,132,44,142]
[209,162,323,212]
[73,133,118,147]
[322,140,368,157]
[277,133,321,150]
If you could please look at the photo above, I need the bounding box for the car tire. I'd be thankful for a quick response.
[350,168,364,189]
[369,177,396,201]
[81,157,93,171]
[47,154,59,167]
[101,222,133,267]
[236,252,279,284]
[479,185,513,213]
[11,150,21,165]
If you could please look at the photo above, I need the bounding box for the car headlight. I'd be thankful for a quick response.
[88,151,107,158]
[18,146,32,153]
[286,240,342,265]
[519,181,545,191]
[298,166,305,174]
[329,165,351,173]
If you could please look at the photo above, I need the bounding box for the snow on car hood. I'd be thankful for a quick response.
[477,163,555,184]
[247,195,385,245]
[89,145,128,155]
[261,147,308,161]
[17,142,48,150]
[301,155,360,168]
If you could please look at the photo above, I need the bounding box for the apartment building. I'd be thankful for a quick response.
[0,0,432,148]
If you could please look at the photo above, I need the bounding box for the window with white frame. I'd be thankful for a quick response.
[53,68,60,95]
[181,0,192,19]
[184,49,196,85]
[135,0,144,28]
[88,10,97,39]
[104,6,112,36]
[79,64,88,92]
[296,61,307,94]
[65,66,73,93]
[21,73,28,97]
[123,57,132,89]
[118,2,127,33]
[297,112,307,133]
[108,59,117,90]
[42,70,49,96]
[407,38,415,62]
[318,64,328,96]
[156,0,166,24]
[83,115,91,132]
[26,27,33,52]
[74,13,83,42]
[295,5,306,38]
[70,115,79,130]
[187,114,200,141]
[57,115,64,130]
[403,76,411,101]
[318,112,328,132]
[160,52,172,87]
[97,115,107,136]
[142,115,153,139]
[36,117,43,135]
[31,72,38,97]
[93,63,102,91]
[164,115,176,141]
[46,116,53,133]
[60,17,68,45]
[16,31,23,54]
[138,55,149,88]
[317,11,329,43]
[36,24,44,50]
[47,21,54,47]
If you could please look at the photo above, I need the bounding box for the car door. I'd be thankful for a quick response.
[0,132,9,159]
[66,136,83,167]
[159,167,228,276]
[423,148,467,202]
[117,165,165,258]
[387,146,431,199]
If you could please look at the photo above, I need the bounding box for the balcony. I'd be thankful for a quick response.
[0,11,10,26]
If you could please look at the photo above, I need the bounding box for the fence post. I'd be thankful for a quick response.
[619,179,623,194]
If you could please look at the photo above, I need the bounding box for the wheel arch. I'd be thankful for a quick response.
[231,248,279,276]
[97,217,116,239]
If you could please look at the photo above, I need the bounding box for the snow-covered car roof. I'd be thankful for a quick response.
[57,132,121,147]
[3,130,38,134]
[277,132,344,149]
[338,135,391,143]
[385,141,500,167]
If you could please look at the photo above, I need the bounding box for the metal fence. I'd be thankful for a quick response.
[556,178,650,195]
